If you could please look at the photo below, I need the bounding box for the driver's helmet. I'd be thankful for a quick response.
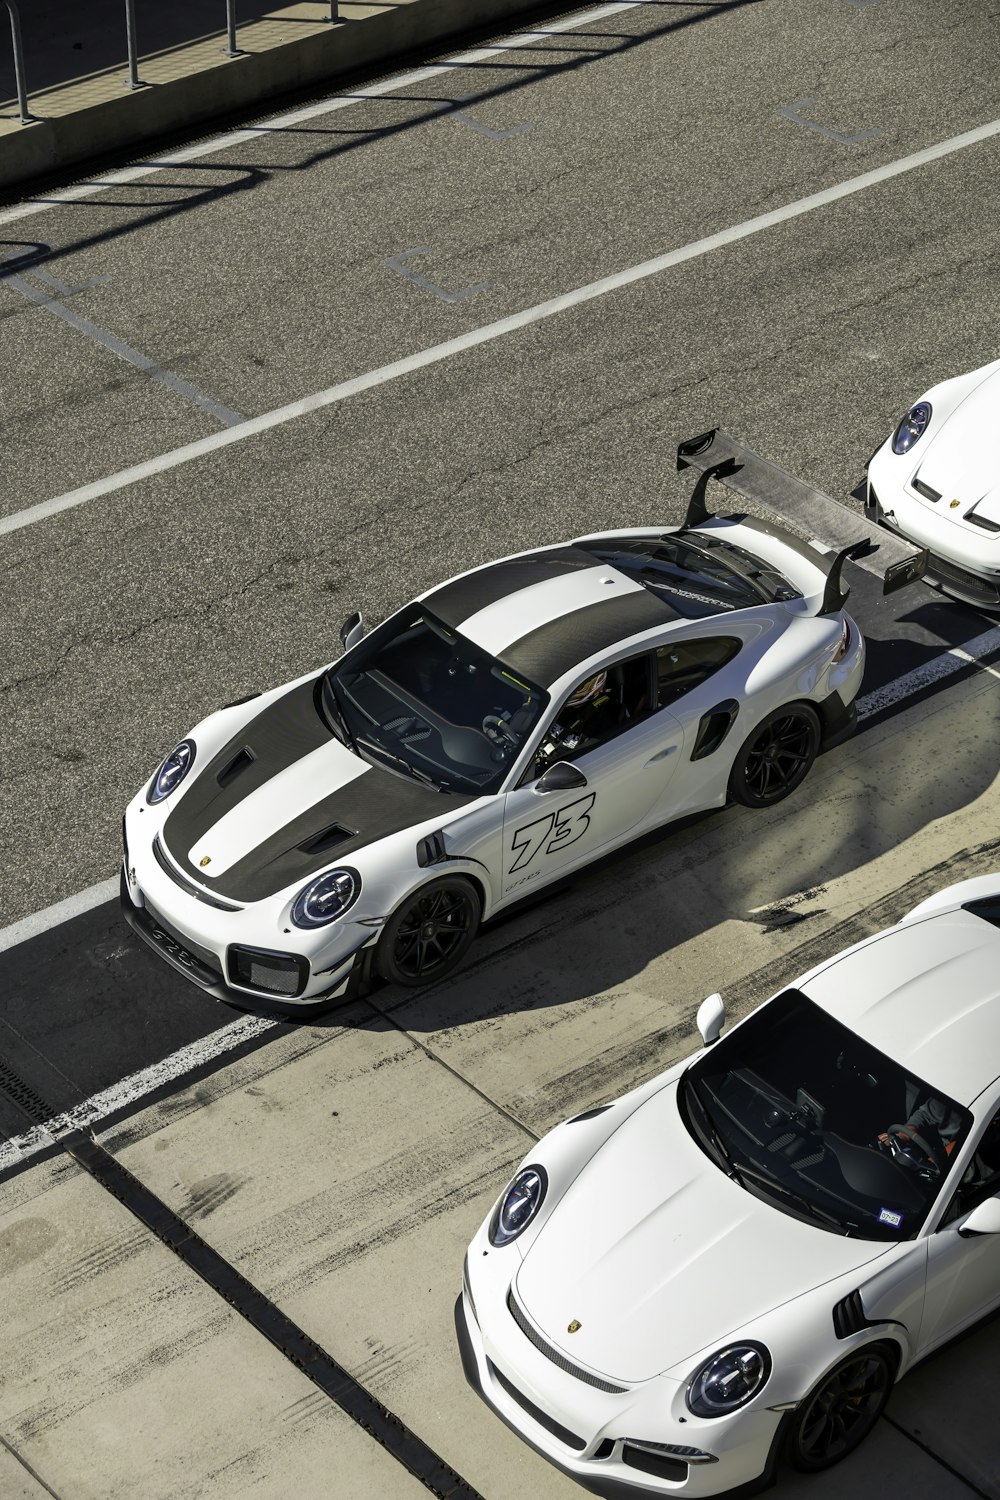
[567,671,608,708]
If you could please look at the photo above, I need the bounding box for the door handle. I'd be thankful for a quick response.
[644,745,678,766]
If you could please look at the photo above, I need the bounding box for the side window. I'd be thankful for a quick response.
[527,654,654,778]
[940,1107,1000,1226]
[656,636,741,710]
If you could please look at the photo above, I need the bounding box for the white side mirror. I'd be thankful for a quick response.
[340,611,365,653]
[960,1194,1000,1238]
[697,993,726,1046]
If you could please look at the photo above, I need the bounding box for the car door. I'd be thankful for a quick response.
[499,651,684,899]
[918,1102,1000,1354]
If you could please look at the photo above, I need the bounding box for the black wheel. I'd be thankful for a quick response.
[376,877,481,987]
[787,1347,894,1473]
[729,704,821,808]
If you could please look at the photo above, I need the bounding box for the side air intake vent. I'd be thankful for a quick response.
[833,1289,869,1339]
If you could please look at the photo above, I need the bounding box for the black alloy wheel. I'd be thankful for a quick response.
[729,704,821,808]
[376,876,482,987]
[787,1346,894,1472]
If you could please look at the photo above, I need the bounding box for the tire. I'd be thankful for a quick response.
[786,1346,895,1473]
[728,703,821,808]
[375,876,482,987]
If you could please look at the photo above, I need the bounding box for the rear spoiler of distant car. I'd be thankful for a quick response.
[676,428,928,613]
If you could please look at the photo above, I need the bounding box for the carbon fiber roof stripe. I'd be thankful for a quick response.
[425,547,597,629]
[500,588,676,684]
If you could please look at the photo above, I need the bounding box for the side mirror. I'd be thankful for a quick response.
[340,611,364,653]
[535,761,588,795]
[697,993,726,1046]
[959,1194,1000,1238]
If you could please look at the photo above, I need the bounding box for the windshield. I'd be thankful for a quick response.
[324,607,549,794]
[680,989,972,1240]
[578,535,799,615]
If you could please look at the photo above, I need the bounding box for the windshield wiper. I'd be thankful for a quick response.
[356,734,450,791]
[734,1161,856,1235]
[684,1077,745,1187]
[324,678,357,753]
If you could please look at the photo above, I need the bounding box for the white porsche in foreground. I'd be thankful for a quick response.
[121,437,866,1012]
[458,878,1000,1496]
[867,358,1000,608]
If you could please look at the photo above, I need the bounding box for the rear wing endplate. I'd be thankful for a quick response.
[676,428,928,612]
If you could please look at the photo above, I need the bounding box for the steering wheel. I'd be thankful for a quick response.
[482,713,519,748]
[878,1127,944,1177]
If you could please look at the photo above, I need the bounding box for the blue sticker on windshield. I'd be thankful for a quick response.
[878,1207,903,1228]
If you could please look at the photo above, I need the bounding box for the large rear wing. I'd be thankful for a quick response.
[676,428,928,613]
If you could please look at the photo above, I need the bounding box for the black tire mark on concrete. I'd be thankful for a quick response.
[0,1059,484,1500]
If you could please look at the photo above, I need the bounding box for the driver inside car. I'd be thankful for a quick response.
[878,1095,962,1173]
[540,670,620,763]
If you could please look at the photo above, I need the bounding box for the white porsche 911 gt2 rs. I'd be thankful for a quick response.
[458,877,1000,1497]
[867,357,1000,608]
[121,436,867,1012]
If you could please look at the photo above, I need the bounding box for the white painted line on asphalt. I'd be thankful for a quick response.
[855,625,1000,718]
[3,114,999,542]
[0,1012,277,1173]
[0,875,118,954]
[0,1,648,228]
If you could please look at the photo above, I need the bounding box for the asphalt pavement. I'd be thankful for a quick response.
[2,0,1000,1497]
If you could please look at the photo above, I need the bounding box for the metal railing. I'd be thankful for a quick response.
[3,0,30,123]
[4,2,344,122]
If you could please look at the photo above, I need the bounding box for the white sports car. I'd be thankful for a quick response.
[121,438,866,1012]
[457,878,1000,1496]
[867,358,1000,608]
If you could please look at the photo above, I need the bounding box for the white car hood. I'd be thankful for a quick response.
[916,371,1000,525]
[516,1082,889,1382]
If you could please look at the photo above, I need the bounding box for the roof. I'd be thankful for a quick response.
[422,544,681,684]
[803,908,1000,1104]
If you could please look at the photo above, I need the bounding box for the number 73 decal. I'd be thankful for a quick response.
[509,794,597,873]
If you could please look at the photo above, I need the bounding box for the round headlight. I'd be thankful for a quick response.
[147,739,196,804]
[891,401,932,455]
[489,1165,548,1247]
[687,1343,771,1417]
[291,867,361,928]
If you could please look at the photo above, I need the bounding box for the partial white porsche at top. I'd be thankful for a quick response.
[867,358,1000,608]
[121,437,867,1012]
[458,879,1000,1497]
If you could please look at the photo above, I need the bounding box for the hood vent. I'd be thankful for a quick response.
[912,476,941,502]
[217,746,256,788]
[965,509,1000,533]
[297,822,354,856]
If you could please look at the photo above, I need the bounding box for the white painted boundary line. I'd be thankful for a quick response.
[0,1013,277,1173]
[3,113,999,542]
[0,875,118,954]
[0,1,648,228]
[2,623,1000,1172]
[855,625,1000,718]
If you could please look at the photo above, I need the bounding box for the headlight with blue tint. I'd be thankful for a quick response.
[687,1343,771,1417]
[891,401,932,455]
[147,739,196,804]
[489,1165,548,1246]
[291,867,361,928]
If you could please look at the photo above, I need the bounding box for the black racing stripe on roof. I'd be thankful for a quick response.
[500,589,678,683]
[426,547,598,629]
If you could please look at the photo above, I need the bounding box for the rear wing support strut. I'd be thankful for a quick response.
[676,428,928,609]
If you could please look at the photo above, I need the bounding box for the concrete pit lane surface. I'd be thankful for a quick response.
[2,1,1000,1497]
